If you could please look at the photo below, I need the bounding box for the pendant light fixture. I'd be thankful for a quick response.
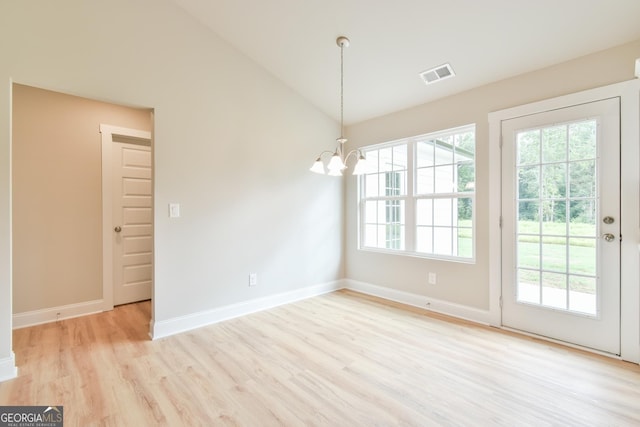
[310,36,367,176]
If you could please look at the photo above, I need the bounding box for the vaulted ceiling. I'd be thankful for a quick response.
[171,0,640,125]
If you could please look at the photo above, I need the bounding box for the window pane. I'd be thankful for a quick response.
[393,145,407,170]
[518,201,539,234]
[416,226,433,253]
[434,138,454,166]
[541,236,567,273]
[518,269,540,304]
[416,167,434,194]
[542,163,566,199]
[377,225,386,248]
[457,162,474,192]
[433,199,452,227]
[541,200,566,235]
[365,201,377,224]
[416,199,433,226]
[542,125,567,163]
[517,269,540,304]
[456,197,473,227]
[378,174,387,196]
[457,228,472,258]
[433,227,452,255]
[569,160,595,198]
[379,147,393,172]
[517,129,540,165]
[568,238,596,276]
[518,235,540,269]
[569,200,596,236]
[416,140,434,168]
[398,172,407,195]
[455,131,475,158]
[542,272,567,309]
[377,201,385,224]
[365,173,379,197]
[518,166,539,199]
[384,200,405,250]
[569,121,596,161]
[364,225,377,247]
[385,172,400,196]
[434,165,454,193]
[385,202,396,222]
[367,150,379,171]
[569,276,596,315]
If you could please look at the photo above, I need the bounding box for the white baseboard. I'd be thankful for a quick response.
[343,279,492,325]
[0,352,17,382]
[13,299,105,329]
[151,280,344,340]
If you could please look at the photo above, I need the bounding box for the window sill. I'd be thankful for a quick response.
[357,246,476,264]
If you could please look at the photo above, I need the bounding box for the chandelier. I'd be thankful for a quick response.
[310,36,367,176]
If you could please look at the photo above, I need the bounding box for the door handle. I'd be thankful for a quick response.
[602,233,615,242]
[114,226,122,233]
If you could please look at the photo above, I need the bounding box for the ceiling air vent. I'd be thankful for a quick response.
[419,63,455,85]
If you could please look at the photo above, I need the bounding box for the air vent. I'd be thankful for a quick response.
[419,63,455,85]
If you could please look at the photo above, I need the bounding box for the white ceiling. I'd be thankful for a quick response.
[171,0,640,125]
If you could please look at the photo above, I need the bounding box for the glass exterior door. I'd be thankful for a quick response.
[501,98,620,355]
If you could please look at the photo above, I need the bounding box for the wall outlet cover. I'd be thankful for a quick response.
[428,272,437,285]
[249,273,258,286]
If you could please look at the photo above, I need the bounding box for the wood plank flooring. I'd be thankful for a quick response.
[1,290,639,426]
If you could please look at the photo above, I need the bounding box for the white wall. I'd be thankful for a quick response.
[0,0,342,378]
[345,39,640,312]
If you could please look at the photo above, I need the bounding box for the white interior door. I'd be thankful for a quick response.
[501,97,620,354]
[112,141,153,305]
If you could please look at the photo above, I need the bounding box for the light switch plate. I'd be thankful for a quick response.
[169,203,180,218]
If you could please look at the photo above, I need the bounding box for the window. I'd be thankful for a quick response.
[359,125,475,261]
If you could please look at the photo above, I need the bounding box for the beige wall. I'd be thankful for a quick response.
[12,84,151,313]
[345,39,640,310]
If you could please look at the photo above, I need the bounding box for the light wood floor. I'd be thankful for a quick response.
[1,290,639,426]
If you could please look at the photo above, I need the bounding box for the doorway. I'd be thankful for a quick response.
[501,98,620,354]
[11,84,153,327]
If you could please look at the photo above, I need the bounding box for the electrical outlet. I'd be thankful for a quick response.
[249,273,258,287]
[428,272,437,285]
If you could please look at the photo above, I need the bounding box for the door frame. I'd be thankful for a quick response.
[99,124,152,311]
[488,79,640,363]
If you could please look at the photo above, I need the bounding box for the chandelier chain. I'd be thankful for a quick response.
[340,41,344,140]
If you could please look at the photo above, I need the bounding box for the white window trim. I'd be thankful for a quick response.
[358,124,476,263]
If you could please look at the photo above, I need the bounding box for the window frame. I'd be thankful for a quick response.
[357,124,476,263]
